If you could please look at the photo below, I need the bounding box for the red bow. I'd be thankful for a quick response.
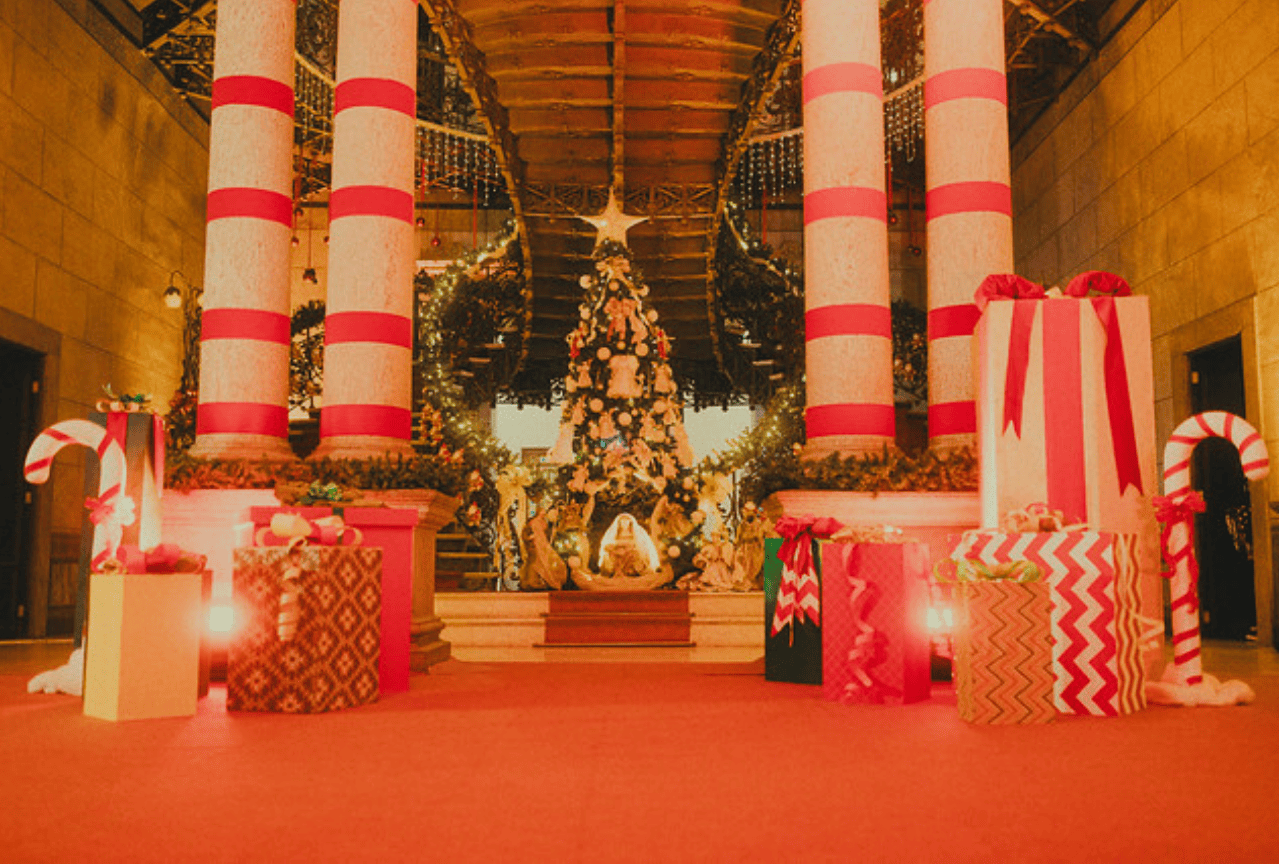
[771,515,843,639]
[1064,271,1132,298]
[973,273,1045,312]
[1153,490,1206,612]
[111,543,207,574]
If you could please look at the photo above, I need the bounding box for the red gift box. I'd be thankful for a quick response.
[250,507,417,694]
[949,530,1146,716]
[975,282,1162,667]
[820,542,932,705]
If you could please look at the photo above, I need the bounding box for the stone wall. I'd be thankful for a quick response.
[1011,0,1279,641]
[0,0,208,632]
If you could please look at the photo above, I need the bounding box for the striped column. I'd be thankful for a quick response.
[313,0,418,459]
[924,0,1014,450]
[190,0,296,461]
[801,0,895,458]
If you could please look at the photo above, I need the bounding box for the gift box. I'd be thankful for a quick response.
[763,537,821,685]
[820,542,931,705]
[954,578,1056,724]
[83,571,203,721]
[974,277,1162,660]
[949,529,1146,716]
[228,543,382,713]
[249,507,417,694]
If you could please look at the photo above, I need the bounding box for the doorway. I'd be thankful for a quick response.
[0,339,43,639]
[1188,335,1256,641]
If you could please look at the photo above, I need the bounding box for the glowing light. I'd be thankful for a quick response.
[208,604,235,634]
[926,605,955,631]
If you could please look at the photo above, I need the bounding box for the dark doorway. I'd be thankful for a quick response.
[1189,335,1256,641]
[0,339,43,639]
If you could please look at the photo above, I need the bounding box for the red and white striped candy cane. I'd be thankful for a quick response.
[25,419,130,571]
[1158,411,1269,686]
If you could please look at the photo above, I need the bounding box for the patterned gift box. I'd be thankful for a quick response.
[249,507,418,695]
[820,542,931,705]
[975,284,1162,665]
[228,546,382,713]
[954,579,1055,724]
[949,530,1146,716]
[763,537,821,685]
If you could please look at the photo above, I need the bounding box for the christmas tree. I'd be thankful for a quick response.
[543,238,704,585]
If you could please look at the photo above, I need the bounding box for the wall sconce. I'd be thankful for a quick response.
[163,271,201,309]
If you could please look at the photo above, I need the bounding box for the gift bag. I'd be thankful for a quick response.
[821,542,931,705]
[763,536,821,685]
[953,575,1055,724]
[949,529,1146,716]
[228,526,382,713]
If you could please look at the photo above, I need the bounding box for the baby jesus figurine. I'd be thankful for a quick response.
[597,513,661,579]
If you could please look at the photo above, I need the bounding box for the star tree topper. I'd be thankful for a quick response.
[581,188,648,247]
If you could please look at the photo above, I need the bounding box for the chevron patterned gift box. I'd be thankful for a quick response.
[955,579,1055,724]
[949,530,1146,717]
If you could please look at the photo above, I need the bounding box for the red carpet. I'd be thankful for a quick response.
[4,660,1278,862]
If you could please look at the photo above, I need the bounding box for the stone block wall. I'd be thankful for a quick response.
[1011,0,1279,642]
[0,0,208,633]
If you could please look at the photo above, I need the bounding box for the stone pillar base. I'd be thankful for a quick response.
[410,615,451,670]
[189,433,297,462]
[803,435,897,461]
[310,436,415,460]
[928,432,976,454]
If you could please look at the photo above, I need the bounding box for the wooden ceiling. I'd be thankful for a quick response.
[110,0,1132,401]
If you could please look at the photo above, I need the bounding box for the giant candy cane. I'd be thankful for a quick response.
[1155,411,1268,701]
[25,420,131,572]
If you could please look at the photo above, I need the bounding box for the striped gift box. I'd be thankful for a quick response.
[950,530,1145,717]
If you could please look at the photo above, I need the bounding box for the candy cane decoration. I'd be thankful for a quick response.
[1159,411,1269,687]
[25,420,131,571]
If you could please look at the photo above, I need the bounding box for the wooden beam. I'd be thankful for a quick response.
[1005,0,1093,54]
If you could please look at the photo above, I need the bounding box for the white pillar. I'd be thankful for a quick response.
[314,0,419,459]
[801,0,895,457]
[924,0,1014,450]
[191,0,296,460]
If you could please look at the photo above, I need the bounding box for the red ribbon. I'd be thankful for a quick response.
[771,515,843,638]
[1152,490,1206,612]
[975,274,1045,437]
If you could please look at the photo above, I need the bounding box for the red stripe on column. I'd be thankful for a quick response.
[806,304,892,340]
[806,403,895,438]
[197,403,289,437]
[325,311,413,348]
[321,405,412,439]
[211,75,294,116]
[923,68,1007,108]
[334,78,416,116]
[201,308,291,344]
[926,182,1012,220]
[207,188,293,226]
[804,186,887,225]
[329,186,414,223]
[803,62,881,103]
[929,401,977,436]
[928,303,982,339]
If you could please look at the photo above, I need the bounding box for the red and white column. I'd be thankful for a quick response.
[313,0,418,458]
[802,0,895,457]
[190,0,296,461]
[924,0,1014,450]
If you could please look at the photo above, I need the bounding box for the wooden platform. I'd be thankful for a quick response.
[542,591,692,646]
